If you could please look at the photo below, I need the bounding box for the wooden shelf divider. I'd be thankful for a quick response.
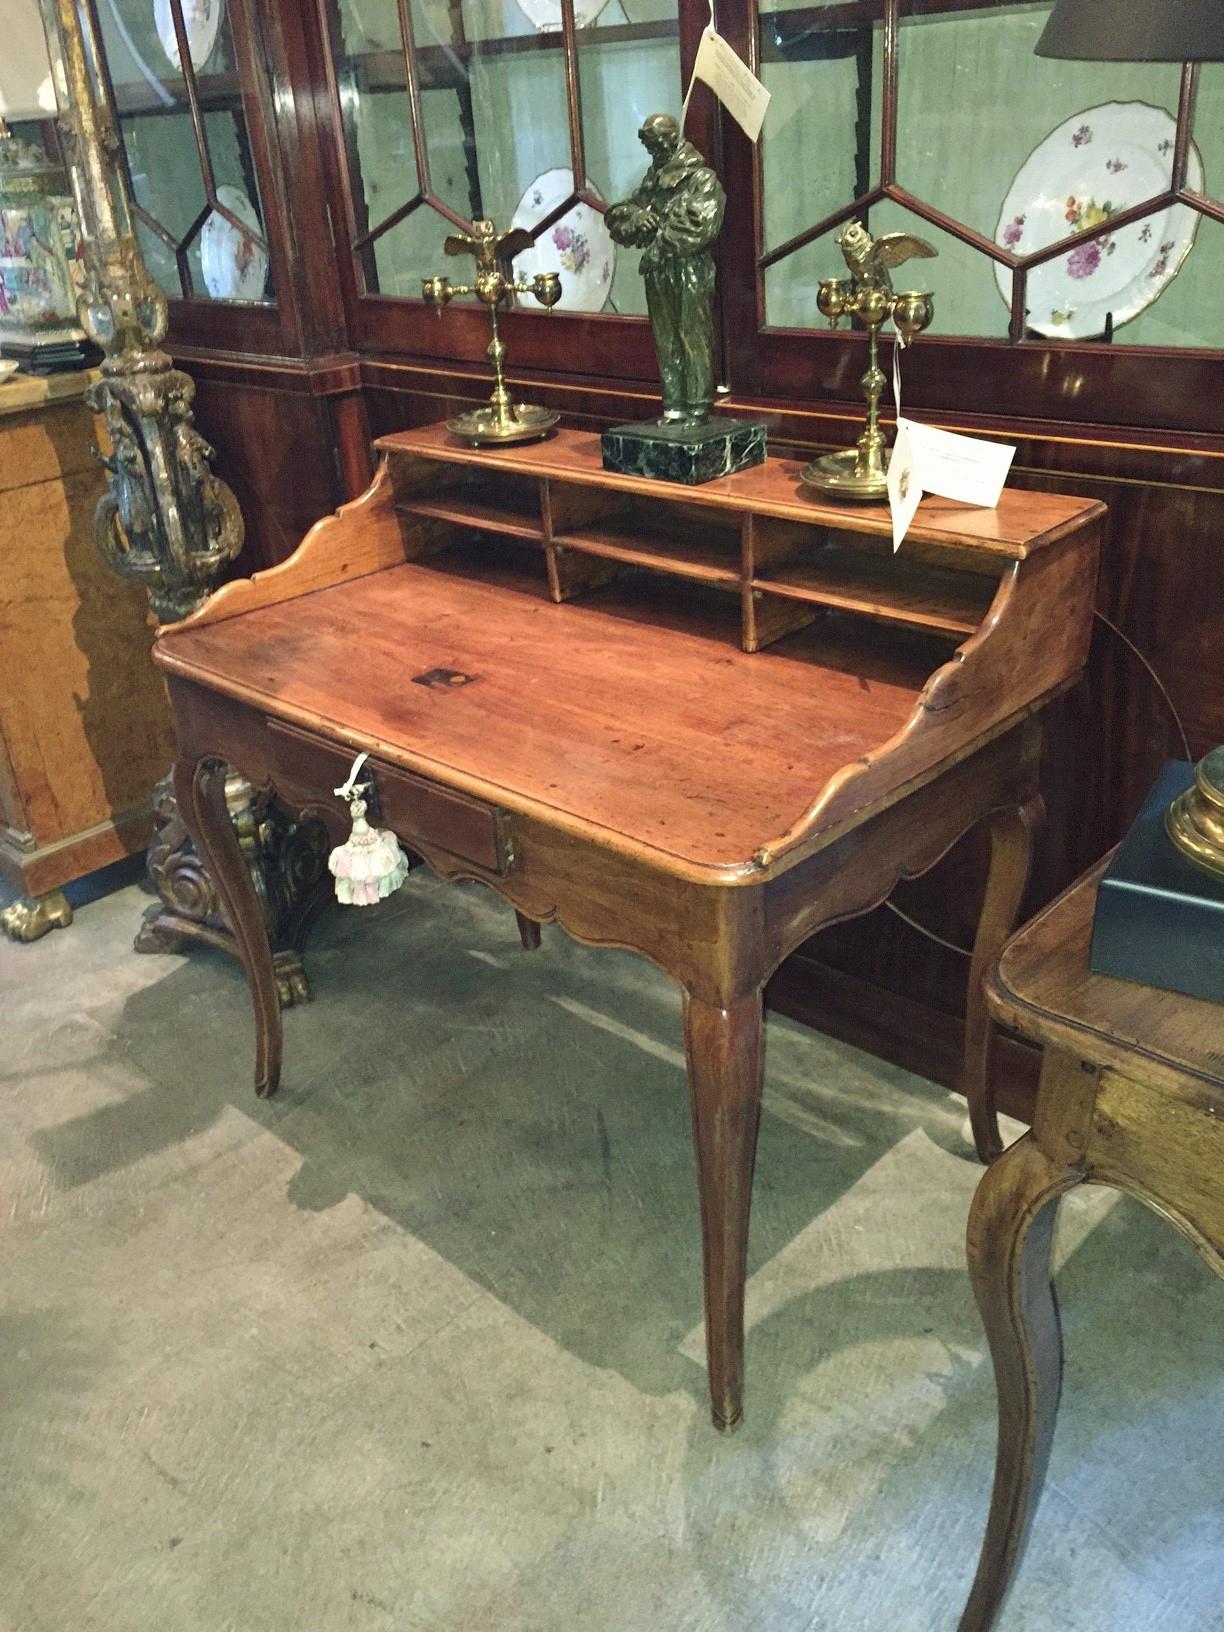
[551,518,742,586]
[375,425,1062,654]
[398,494,546,542]
[751,547,995,637]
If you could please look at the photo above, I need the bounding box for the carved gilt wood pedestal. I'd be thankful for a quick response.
[34,0,329,991]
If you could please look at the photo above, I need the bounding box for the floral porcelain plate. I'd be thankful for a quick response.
[154,0,225,72]
[509,169,615,313]
[994,102,1203,339]
[199,185,268,301]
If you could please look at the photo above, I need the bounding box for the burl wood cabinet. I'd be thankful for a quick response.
[0,373,177,939]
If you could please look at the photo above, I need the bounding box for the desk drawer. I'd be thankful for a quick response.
[268,721,511,875]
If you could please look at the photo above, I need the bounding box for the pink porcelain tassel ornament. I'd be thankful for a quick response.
[328,752,409,906]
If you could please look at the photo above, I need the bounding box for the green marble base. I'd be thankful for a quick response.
[601,417,766,486]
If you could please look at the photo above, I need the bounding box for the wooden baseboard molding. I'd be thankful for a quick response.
[0,805,154,899]
[766,954,1040,1128]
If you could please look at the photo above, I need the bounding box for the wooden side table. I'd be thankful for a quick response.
[959,854,1224,1632]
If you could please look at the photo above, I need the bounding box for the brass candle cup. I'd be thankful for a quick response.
[893,289,934,342]
[531,270,562,310]
[816,276,853,327]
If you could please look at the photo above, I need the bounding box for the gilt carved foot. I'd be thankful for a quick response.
[1,889,74,942]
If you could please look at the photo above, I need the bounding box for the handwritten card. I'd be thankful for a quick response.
[689,29,771,143]
[887,417,1016,550]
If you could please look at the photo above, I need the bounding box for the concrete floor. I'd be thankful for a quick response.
[1,870,1220,1632]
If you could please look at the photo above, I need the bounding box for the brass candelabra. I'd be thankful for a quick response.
[423,220,562,444]
[801,221,937,502]
[803,282,934,501]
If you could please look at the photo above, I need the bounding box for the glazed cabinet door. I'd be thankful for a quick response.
[312,0,722,383]
[91,0,322,354]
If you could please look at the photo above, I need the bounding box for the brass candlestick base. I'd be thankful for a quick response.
[1166,746,1224,878]
[423,220,562,446]
[804,446,890,501]
[447,402,560,446]
[800,221,936,503]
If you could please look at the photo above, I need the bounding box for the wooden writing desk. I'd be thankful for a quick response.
[154,423,1103,1429]
[960,856,1224,1630]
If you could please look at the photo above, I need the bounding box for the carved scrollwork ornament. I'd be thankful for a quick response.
[88,364,244,623]
[69,213,170,358]
[136,773,331,1006]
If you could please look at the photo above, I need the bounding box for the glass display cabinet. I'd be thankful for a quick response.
[89,0,340,358]
[757,1,1221,348]
[727,0,1223,425]
[98,0,275,304]
[315,0,703,377]
[81,0,1223,426]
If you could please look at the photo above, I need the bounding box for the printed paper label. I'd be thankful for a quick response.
[898,417,1016,509]
[690,29,771,142]
[887,422,922,552]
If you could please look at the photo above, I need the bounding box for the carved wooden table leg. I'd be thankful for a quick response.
[962,857,1224,1630]
[958,1124,1082,1632]
[682,987,765,1431]
[136,770,330,1008]
[965,792,1045,1164]
[173,755,283,1098]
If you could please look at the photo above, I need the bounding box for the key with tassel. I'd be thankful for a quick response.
[328,752,410,906]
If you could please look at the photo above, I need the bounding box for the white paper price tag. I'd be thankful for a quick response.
[900,418,1016,510]
[886,422,922,553]
[886,333,1015,550]
[688,28,771,142]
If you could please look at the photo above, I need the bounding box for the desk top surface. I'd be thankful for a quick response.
[989,856,1224,1090]
[159,554,947,871]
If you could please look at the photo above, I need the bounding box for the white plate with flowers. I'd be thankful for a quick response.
[994,102,1203,339]
[199,185,268,301]
[510,168,615,313]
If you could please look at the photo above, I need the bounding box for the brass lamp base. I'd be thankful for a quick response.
[800,447,889,503]
[1165,745,1224,879]
[447,403,560,446]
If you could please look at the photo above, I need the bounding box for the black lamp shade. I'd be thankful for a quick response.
[1036,0,1224,61]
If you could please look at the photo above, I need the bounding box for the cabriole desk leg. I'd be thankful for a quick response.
[965,793,1045,1164]
[515,911,542,950]
[682,988,765,1432]
[958,1128,1083,1632]
[173,755,283,1099]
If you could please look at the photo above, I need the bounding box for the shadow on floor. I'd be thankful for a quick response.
[30,876,978,1412]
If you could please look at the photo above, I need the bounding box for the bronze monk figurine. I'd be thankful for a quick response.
[606,113,725,426]
[601,114,764,484]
